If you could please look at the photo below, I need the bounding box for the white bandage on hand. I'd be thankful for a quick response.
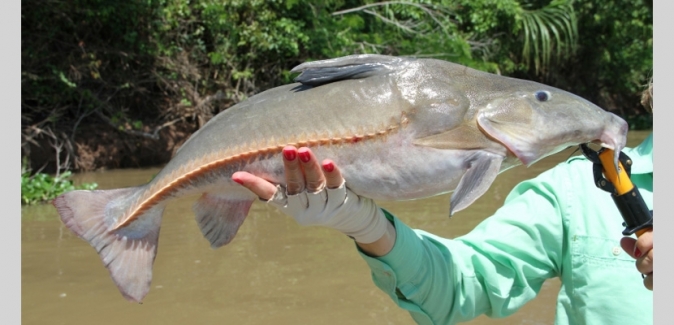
[266,181,389,244]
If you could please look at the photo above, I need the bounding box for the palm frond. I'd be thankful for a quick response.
[518,0,577,74]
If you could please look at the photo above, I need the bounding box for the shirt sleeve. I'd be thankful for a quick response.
[358,166,568,325]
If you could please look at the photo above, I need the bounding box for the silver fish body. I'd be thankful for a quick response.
[53,54,628,302]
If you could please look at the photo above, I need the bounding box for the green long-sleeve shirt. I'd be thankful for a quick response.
[360,134,653,324]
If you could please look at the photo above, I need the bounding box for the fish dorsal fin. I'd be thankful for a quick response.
[290,54,411,87]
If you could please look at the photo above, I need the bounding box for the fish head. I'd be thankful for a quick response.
[476,81,628,167]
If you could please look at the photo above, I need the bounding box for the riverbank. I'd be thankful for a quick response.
[21,121,195,174]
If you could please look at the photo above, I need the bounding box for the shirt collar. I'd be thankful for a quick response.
[623,133,653,174]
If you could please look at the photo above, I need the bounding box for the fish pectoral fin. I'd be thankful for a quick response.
[53,187,162,303]
[193,190,256,249]
[413,125,499,151]
[449,151,503,216]
[290,54,408,87]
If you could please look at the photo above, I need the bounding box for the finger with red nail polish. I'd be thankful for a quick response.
[620,232,654,290]
[297,147,325,193]
[283,147,297,161]
[620,237,639,258]
[298,149,311,163]
[282,146,304,195]
[322,159,344,189]
[635,231,654,275]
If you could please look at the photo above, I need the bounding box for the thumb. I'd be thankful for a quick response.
[620,237,639,259]
[232,171,278,200]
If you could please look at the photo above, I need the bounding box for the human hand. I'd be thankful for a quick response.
[620,231,653,290]
[231,146,389,244]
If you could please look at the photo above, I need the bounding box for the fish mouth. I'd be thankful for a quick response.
[515,135,624,168]
[589,139,616,150]
[597,114,629,170]
[475,91,630,169]
[479,129,623,168]
[579,140,621,174]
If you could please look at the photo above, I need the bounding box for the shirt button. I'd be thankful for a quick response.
[612,246,622,256]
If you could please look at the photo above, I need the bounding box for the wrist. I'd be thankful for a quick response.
[342,205,389,244]
[356,216,396,257]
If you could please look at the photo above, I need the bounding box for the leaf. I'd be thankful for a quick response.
[517,0,578,74]
[21,169,97,205]
[57,71,77,88]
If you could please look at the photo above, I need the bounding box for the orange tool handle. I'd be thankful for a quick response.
[597,149,652,237]
[598,149,634,195]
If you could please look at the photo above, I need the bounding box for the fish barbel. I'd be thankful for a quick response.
[53,54,628,302]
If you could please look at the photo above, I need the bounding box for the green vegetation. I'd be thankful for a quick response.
[21,162,97,205]
[21,0,652,175]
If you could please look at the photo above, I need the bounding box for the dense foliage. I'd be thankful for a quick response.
[21,0,653,174]
[21,162,97,205]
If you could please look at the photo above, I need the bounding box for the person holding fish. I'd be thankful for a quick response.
[53,55,651,323]
[232,81,653,324]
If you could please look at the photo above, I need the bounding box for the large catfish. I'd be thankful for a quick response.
[53,54,627,302]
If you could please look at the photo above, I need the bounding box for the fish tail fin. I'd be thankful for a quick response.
[53,187,163,303]
[193,189,256,249]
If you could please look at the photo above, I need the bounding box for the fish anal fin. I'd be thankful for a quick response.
[53,188,162,303]
[450,151,503,216]
[193,191,255,249]
[414,124,500,151]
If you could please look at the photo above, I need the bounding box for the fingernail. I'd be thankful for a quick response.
[233,177,244,185]
[298,150,311,163]
[634,247,642,258]
[322,161,334,172]
[283,148,296,161]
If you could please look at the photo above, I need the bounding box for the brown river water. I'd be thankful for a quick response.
[21,131,650,325]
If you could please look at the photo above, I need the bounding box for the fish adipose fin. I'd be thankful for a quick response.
[450,151,503,216]
[291,54,410,87]
[193,191,256,249]
[53,187,163,303]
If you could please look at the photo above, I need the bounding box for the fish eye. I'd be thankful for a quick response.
[535,91,551,102]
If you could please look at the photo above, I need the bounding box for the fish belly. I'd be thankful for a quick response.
[237,129,473,201]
